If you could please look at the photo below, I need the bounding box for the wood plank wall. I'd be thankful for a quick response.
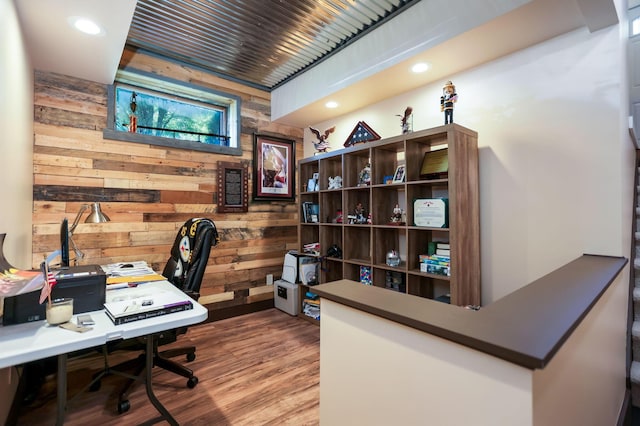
[32,47,303,313]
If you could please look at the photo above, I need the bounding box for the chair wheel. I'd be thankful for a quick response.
[187,376,198,389]
[89,379,101,392]
[118,399,130,414]
[186,352,196,362]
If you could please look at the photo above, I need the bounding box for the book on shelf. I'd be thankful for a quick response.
[420,254,450,262]
[425,264,450,277]
[436,248,450,256]
[104,286,193,325]
[437,242,450,250]
[302,303,320,320]
[420,253,451,276]
[303,298,320,306]
[302,202,320,223]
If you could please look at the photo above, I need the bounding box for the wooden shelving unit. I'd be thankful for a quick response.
[298,123,480,319]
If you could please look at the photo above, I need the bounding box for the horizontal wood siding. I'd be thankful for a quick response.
[32,48,303,312]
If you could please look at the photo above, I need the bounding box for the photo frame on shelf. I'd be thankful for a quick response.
[217,161,249,213]
[302,202,319,223]
[392,165,406,183]
[305,172,319,192]
[253,134,295,201]
[307,179,316,192]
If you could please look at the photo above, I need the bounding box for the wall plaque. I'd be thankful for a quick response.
[414,198,449,228]
[218,161,248,213]
[420,148,449,179]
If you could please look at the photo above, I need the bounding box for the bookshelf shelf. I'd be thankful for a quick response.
[298,123,480,311]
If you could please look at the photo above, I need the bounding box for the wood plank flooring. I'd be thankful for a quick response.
[14,309,320,425]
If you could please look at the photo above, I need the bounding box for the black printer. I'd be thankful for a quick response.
[2,264,106,326]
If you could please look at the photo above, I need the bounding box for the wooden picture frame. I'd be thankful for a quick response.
[392,165,406,183]
[217,161,249,213]
[253,134,296,201]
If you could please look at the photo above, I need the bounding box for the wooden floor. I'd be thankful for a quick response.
[15,309,320,425]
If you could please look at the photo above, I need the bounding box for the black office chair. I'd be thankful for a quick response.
[91,218,219,413]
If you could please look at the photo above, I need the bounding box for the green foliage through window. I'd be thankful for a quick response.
[115,85,228,146]
[104,70,241,155]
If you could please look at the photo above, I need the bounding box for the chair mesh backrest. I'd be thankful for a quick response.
[162,218,219,293]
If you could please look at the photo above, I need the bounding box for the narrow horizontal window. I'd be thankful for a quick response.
[104,70,241,155]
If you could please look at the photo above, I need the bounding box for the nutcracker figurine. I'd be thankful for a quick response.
[440,81,457,124]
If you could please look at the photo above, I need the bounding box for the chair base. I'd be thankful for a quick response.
[113,342,198,414]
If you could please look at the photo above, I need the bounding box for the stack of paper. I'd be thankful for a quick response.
[102,261,165,284]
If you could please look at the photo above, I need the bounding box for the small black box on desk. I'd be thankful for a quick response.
[2,265,106,326]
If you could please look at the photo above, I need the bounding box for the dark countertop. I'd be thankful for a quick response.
[311,254,627,369]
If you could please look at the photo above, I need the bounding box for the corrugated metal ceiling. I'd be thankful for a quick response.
[126,0,420,91]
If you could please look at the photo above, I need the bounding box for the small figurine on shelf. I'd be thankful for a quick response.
[440,80,458,124]
[397,106,413,134]
[390,204,405,224]
[358,163,371,186]
[328,175,343,190]
[348,202,367,224]
[326,244,342,258]
[386,249,400,267]
[309,126,336,154]
[333,209,343,224]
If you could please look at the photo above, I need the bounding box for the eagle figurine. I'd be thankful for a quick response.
[397,106,413,134]
[309,126,336,153]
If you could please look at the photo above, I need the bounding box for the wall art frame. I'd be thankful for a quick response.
[217,161,249,213]
[253,134,296,201]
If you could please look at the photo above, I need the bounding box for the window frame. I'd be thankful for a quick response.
[103,70,242,156]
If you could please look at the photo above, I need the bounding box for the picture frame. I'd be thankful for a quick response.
[392,165,406,183]
[306,172,319,192]
[253,134,296,201]
[217,161,249,213]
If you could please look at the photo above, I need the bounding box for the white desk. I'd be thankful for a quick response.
[0,280,208,425]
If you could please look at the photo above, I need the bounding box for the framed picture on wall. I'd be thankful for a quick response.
[217,161,249,213]
[253,134,296,201]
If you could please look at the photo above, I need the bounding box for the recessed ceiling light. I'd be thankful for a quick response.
[68,16,104,36]
[325,101,339,109]
[411,63,430,73]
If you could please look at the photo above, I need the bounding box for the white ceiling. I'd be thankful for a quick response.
[14,0,618,128]
[15,0,137,85]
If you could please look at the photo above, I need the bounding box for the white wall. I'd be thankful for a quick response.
[0,0,34,269]
[319,275,627,425]
[532,274,627,425]
[0,0,34,422]
[306,23,634,305]
[320,299,534,426]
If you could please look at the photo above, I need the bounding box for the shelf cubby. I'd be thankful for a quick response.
[344,150,372,188]
[320,191,342,224]
[319,155,343,191]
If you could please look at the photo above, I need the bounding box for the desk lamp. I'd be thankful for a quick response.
[68,202,110,261]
